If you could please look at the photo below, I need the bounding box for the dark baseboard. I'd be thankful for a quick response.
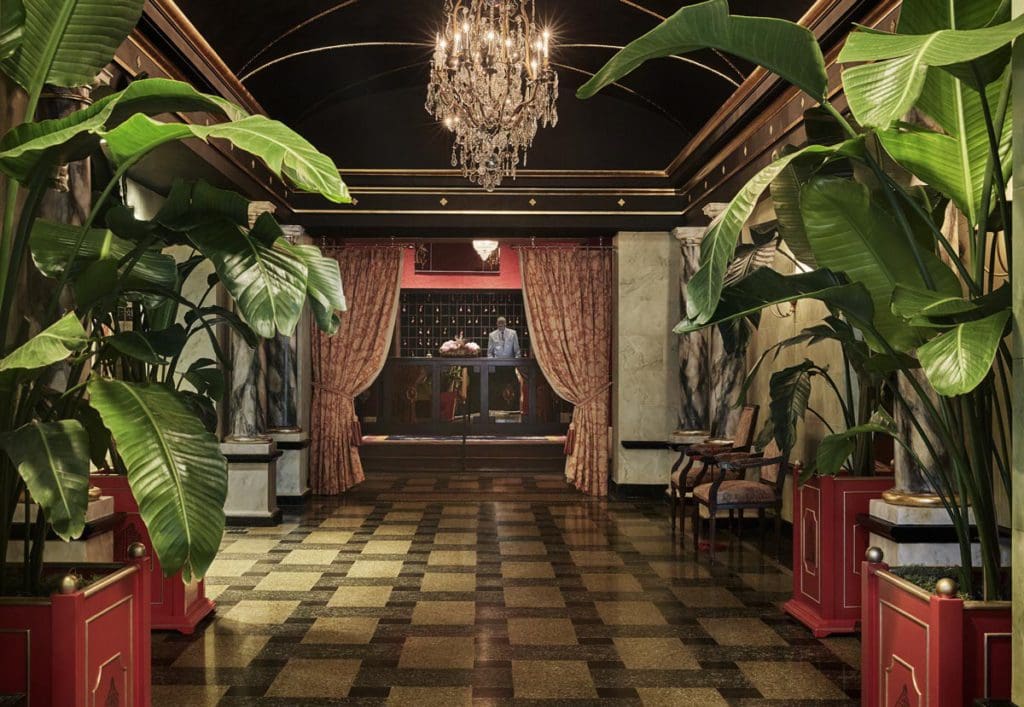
[277,490,311,507]
[226,509,283,527]
[609,481,666,500]
[276,438,312,451]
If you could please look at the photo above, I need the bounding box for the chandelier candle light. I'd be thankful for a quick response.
[427,0,559,191]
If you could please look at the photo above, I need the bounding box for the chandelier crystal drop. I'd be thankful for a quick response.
[426,0,559,192]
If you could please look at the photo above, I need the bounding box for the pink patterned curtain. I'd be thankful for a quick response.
[520,248,613,496]
[311,247,404,494]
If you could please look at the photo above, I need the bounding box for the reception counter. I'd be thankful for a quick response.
[357,357,571,437]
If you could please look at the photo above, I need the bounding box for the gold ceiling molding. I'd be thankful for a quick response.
[240,41,429,82]
[292,208,683,217]
[348,186,678,196]
[144,0,265,115]
[238,0,361,76]
[337,167,666,178]
[562,44,741,87]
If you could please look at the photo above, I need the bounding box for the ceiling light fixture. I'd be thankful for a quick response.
[426,0,558,192]
[472,239,500,262]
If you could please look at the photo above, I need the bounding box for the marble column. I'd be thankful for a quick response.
[612,232,681,486]
[227,327,268,441]
[222,199,280,522]
[891,370,948,497]
[673,227,710,433]
[673,203,747,440]
[265,224,312,502]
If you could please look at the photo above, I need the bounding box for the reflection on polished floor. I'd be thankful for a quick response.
[152,473,860,705]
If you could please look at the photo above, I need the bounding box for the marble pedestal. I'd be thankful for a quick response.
[6,496,116,563]
[867,499,1011,566]
[269,429,311,505]
[222,439,282,526]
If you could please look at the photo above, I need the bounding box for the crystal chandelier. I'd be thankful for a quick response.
[426,0,559,192]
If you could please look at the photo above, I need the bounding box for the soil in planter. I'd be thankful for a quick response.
[1,566,111,598]
[889,566,1012,600]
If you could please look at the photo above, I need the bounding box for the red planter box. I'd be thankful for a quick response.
[861,560,1012,706]
[94,474,215,634]
[0,556,151,706]
[783,474,891,637]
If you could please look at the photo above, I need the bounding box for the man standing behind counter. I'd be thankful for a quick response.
[487,316,520,358]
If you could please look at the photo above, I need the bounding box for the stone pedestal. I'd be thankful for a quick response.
[270,429,311,505]
[866,499,1011,567]
[6,496,116,563]
[221,439,282,526]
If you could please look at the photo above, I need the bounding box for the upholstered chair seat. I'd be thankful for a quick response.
[693,480,775,505]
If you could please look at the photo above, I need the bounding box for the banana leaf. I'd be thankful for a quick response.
[577,0,828,101]
[88,379,227,581]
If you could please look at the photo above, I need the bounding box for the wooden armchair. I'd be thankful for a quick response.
[690,439,800,562]
[667,405,759,534]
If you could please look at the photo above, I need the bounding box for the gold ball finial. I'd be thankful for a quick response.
[128,542,147,559]
[865,546,884,564]
[935,577,958,597]
[59,574,78,595]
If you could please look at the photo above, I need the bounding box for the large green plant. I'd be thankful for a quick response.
[0,0,349,593]
[580,0,1015,599]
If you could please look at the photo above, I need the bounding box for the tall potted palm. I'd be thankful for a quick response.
[579,0,1015,702]
[0,0,348,703]
[740,317,894,637]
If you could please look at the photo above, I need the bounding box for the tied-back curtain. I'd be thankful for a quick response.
[311,247,404,494]
[520,248,613,496]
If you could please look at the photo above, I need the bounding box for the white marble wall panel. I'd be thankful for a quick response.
[613,232,681,485]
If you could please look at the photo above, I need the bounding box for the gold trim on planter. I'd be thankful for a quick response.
[881,488,948,507]
[877,568,932,602]
[83,565,138,599]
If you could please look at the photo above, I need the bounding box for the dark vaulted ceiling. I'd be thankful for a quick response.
[139,0,873,234]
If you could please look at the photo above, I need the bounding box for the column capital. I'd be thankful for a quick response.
[280,224,307,244]
[672,226,707,247]
[702,202,729,222]
[248,201,277,228]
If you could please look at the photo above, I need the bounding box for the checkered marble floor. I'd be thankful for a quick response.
[152,473,860,705]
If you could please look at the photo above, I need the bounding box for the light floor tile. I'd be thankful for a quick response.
[265,658,361,698]
[738,661,849,700]
[301,617,379,644]
[399,636,475,669]
[254,571,321,592]
[421,573,477,592]
[508,617,577,645]
[580,573,643,593]
[428,550,477,566]
[411,600,476,625]
[280,549,339,565]
[595,601,666,625]
[173,633,269,668]
[511,660,596,699]
[347,560,404,577]
[328,585,393,607]
[698,618,787,646]
[504,585,565,608]
[221,600,299,625]
[613,637,698,670]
